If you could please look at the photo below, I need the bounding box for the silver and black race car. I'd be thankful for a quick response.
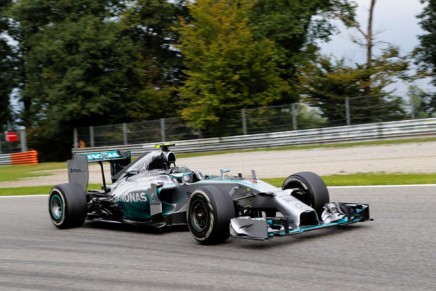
[49,143,371,244]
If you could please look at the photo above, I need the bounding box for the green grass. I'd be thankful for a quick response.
[0,186,53,196]
[1,173,435,196]
[0,162,66,182]
[263,172,436,187]
[0,184,103,196]
[322,173,436,186]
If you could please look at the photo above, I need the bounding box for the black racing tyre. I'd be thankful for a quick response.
[49,183,87,229]
[282,172,330,216]
[187,187,235,245]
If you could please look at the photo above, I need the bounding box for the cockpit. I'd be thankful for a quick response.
[124,150,175,175]
[121,148,203,183]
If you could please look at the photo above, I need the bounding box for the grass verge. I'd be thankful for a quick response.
[0,186,53,196]
[0,184,103,196]
[263,172,436,187]
[0,162,66,182]
[1,173,435,196]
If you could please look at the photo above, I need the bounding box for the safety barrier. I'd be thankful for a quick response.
[0,150,38,166]
[72,118,436,156]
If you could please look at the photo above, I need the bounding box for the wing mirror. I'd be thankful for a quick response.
[220,168,230,178]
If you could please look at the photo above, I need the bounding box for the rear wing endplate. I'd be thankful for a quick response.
[68,151,131,191]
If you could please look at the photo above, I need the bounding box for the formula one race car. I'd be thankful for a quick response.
[49,143,371,244]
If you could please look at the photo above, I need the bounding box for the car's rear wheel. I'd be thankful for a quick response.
[282,171,330,216]
[187,187,235,244]
[49,183,87,229]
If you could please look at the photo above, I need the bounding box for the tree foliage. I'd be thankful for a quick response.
[12,1,138,126]
[299,0,411,125]
[0,0,426,159]
[415,0,436,85]
[0,0,15,129]
[119,0,187,120]
[251,0,357,102]
[300,46,409,125]
[9,1,133,159]
[9,0,184,160]
[414,0,436,114]
[176,0,290,134]
[408,85,436,118]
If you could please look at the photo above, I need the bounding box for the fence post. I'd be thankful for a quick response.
[160,118,166,142]
[345,97,351,125]
[20,130,28,152]
[90,126,95,147]
[73,128,78,148]
[123,123,128,145]
[291,103,298,130]
[410,95,416,119]
[241,108,247,135]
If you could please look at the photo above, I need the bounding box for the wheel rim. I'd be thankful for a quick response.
[191,199,209,232]
[50,194,63,221]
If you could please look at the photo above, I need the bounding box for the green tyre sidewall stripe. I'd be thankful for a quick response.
[49,188,66,226]
[50,194,63,221]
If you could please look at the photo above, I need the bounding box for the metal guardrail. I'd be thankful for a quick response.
[0,154,12,165]
[72,118,436,156]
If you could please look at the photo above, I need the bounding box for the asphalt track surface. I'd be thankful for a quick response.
[1,186,435,291]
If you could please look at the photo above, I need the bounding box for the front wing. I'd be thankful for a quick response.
[230,202,371,240]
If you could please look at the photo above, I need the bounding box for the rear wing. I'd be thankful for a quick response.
[85,151,126,162]
[68,151,131,191]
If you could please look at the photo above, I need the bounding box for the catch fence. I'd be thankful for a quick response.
[72,118,436,156]
[74,97,424,148]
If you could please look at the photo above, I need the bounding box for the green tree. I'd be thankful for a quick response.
[415,0,436,85]
[176,0,290,135]
[333,0,377,97]
[299,0,410,125]
[10,0,148,160]
[414,0,436,110]
[296,103,327,129]
[251,0,357,103]
[300,47,409,125]
[300,57,358,125]
[120,0,186,120]
[10,0,188,160]
[11,0,138,125]
[0,0,15,129]
[408,85,436,118]
[10,0,126,127]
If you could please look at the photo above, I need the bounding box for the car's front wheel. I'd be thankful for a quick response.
[187,187,235,245]
[49,183,87,229]
[282,171,330,216]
